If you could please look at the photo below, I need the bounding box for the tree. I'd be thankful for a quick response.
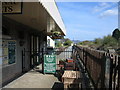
[102,35,118,48]
[94,38,103,45]
[64,39,73,46]
[55,40,62,47]
[78,40,93,45]
[112,28,120,41]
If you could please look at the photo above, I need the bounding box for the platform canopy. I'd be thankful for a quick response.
[3,1,66,38]
[40,0,66,36]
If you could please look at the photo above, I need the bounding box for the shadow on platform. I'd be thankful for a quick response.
[52,82,64,90]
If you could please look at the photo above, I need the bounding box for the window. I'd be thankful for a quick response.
[2,40,16,66]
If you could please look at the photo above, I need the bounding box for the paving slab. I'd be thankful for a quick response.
[3,65,61,88]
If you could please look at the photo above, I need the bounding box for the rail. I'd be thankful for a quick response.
[73,45,120,89]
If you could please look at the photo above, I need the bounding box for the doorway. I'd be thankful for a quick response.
[30,35,41,68]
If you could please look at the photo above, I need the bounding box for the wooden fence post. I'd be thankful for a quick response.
[101,53,106,88]
[109,55,113,90]
[118,56,120,89]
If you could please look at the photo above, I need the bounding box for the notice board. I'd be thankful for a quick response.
[2,40,8,66]
[44,55,56,74]
[8,40,16,64]
[2,40,16,65]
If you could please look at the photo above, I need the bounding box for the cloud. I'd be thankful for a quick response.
[93,2,111,12]
[99,8,118,18]
[93,2,117,13]
[92,2,118,18]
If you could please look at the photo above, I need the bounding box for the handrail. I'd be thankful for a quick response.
[73,45,120,89]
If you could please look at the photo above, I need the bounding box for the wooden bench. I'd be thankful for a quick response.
[62,71,81,89]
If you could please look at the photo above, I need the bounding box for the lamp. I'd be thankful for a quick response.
[19,40,25,46]
[18,31,25,46]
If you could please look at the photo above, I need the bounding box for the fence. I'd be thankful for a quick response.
[73,45,120,89]
[54,47,72,65]
[22,47,73,69]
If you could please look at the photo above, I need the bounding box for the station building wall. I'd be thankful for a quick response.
[2,16,47,86]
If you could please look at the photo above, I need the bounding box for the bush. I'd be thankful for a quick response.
[64,39,73,46]
[102,35,118,48]
[55,40,62,47]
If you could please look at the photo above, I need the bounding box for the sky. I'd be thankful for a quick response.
[56,2,118,41]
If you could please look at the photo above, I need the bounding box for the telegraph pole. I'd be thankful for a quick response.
[118,1,120,29]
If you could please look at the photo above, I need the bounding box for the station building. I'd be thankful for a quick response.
[2,1,66,86]
[47,36,55,47]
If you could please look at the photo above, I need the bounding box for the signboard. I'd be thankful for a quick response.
[0,40,2,65]
[2,40,8,66]
[2,2,22,14]
[8,40,16,64]
[44,55,56,74]
[2,40,16,66]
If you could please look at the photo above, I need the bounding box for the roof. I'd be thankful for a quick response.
[39,0,66,35]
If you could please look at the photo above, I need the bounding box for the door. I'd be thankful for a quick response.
[30,35,41,68]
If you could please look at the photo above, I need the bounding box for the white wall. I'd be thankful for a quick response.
[47,36,55,48]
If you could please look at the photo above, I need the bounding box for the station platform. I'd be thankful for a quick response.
[3,64,63,89]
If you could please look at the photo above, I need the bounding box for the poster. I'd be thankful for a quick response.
[2,40,16,66]
[8,40,16,64]
[0,40,2,65]
[2,40,8,66]
[44,55,56,74]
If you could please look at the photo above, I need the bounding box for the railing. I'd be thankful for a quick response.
[22,47,72,69]
[54,48,72,63]
[73,45,120,89]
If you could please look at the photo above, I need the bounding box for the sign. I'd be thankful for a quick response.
[2,40,16,66]
[8,40,16,64]
[2,40,8,66]
[44,55,56,74]
[2,2,22,14]
[0,40,2,65]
